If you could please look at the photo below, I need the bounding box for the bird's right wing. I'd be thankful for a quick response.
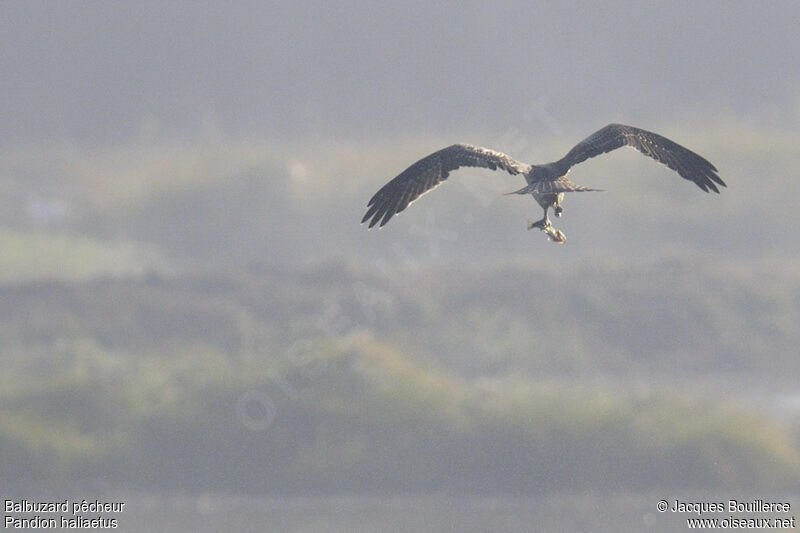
[557,124,726,193]
[361,144,531,228]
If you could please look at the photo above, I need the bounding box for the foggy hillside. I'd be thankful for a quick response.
[3,263,800,494]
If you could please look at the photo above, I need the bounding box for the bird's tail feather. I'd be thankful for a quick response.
[505,180,602,195]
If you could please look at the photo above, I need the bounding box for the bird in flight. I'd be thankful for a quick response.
[361,123,725,243]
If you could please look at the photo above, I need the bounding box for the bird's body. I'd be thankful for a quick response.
[361,124,726,243]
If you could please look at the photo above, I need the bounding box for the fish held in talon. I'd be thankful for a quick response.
[544,226,567,244]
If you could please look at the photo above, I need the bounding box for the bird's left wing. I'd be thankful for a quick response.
[557,123,726,193]
[361,144,531,228]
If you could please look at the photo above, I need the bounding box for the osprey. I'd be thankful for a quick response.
[361,124,725,243]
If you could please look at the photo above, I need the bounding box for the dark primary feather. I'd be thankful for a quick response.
[361,143,530,228]
[557,123,727,193]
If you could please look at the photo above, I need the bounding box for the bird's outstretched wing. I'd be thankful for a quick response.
[361,144,531,228]
[557,124,726,193]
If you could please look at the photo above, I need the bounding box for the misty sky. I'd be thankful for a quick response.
[2,1,799,268]
[3,1,799,146]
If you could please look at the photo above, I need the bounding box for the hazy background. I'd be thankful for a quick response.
[1,1,799,531]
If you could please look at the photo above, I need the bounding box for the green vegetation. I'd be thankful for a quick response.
[1,264,799,494]
[0,229,168,283]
